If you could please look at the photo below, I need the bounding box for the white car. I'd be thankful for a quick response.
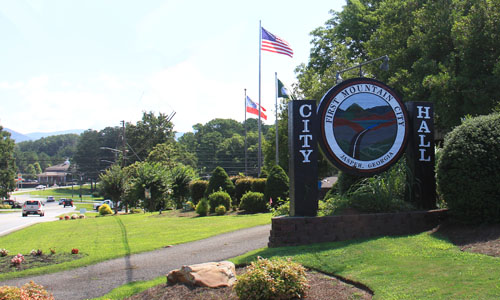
[35,185,46,190]
[22,200,45,217]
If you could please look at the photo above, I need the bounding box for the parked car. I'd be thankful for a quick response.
[93,199,120,211]
[22,200,45,217]
[2,199,22,209]
[35,185,46,190]
[47,196,55,202]
[63,199,73,208]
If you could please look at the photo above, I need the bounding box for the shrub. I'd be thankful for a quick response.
[189,180,208,205]
[0,281,55,300]
[71,214,78,220]
[0,204,11,209]
[235,177,253,206]
[215,205,227,215]
[78,214,86,219]
[130,208,143,214]
[30,249,43,256]
[195,198,210,216]
[205,167,235,198]
[59,216,64,220]
[270,200,289,217]
[71,248,79,254]
[251,178,266,194]
[234,257,309,300]
[0,248,8,257]
[437,113,500,224]
[99,204,113,216]
[11,254,24,266]
[207,191,232,213]
[264,165,289,207]
[49,248,56,255]
[239,192,267,213]
[64,215,70,220]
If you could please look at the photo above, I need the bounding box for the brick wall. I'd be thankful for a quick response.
[268,209,448,247]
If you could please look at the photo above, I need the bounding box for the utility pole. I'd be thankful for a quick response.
[121,120,126,168]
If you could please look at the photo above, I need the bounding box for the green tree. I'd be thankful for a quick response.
[73,130,102,185]
[169,164,197,208]
[264,165,289,206]
[99,164,126,213]
[127,162,169,212]
[0,127,16,198]
[205,166,235,198]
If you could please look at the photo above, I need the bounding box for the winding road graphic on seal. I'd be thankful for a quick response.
[333,94,397,161]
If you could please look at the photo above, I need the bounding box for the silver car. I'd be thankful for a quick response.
[22,200,45,217]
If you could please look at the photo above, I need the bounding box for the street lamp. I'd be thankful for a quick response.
[336,55,389,84]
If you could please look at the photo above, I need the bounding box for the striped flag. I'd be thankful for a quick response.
[246,96,267,120]
[261,27,293,58]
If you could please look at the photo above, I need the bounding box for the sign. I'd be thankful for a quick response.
[317,78,409,175]
[288,100,318,216]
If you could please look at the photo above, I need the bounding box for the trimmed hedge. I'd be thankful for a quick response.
[251,178,267,194]
[207,191,232,213]
[437,113,500,224]
[189,180,208,205]
[239,191,267,213]
[264,165,289,206]
[205,167,235,198]
[235,178,253,205]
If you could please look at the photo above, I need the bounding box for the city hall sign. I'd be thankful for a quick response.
[317,78,409,175]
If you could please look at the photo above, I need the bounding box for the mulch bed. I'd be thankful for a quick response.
[125,268,372,300]
[126,222,500,299]
[0,253,83,273]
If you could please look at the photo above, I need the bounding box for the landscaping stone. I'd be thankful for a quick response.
[166,261,236,288]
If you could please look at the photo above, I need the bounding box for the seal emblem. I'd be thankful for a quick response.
[317,78,409,175]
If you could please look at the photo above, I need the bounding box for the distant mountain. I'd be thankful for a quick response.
[3,128,85,143]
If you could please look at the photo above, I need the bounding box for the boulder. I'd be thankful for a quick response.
[166,261,237,288]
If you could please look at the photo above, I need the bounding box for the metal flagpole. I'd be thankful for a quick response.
[275,72,279,165]
[244,88,248,176]
[258,20,262,176]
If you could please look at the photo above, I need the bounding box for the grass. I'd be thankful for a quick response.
[0,212,271,281]
[232,232,500,300]
[92,276,165,300]
[15,185,102,201]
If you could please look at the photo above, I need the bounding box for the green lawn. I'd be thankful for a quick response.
[232,232,500,300]
[0,212,271,281]
[15,186,101,201]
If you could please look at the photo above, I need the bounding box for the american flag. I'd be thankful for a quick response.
[261,27,293,58]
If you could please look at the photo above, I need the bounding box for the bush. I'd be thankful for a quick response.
[437,113,500,224]
[130,208,143,214]
[270,200,289,217]
[235,177,253,206]
[207,191,231,213]
[337,171,364,195]
[189,180,208,205]
[234,257,309,300]
[264,165,289,207]
[0,281,54,300]
[251,178,266,194]
[0,204,11,209]
[215,205,227,215]
[195,198,210,216]
[239,191,267,213]
[205,167,235,198]
[99,204,113,216]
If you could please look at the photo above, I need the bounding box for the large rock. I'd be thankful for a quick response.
[166,261,237,288]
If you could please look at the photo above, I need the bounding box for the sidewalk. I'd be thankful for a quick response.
[0,224,271,300]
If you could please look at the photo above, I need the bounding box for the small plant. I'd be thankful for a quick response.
[130,208,143,214]
[78,214,86,219]
[215,204,227,215]
[30,249,43,256]
[239,191,267,213]
[11,253,25,266]
[269,199,290,216]
[0,281,54,300]
[195,198,210,216]
[234,257,309,300]
[71,214,78,219]
[71,248,79,254]
[0,248,8,257]
[99,203,113,216]
[64,215,70,220]
[49,247,56,255]
[59,216,64,220]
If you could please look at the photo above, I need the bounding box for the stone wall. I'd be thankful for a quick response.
[268,209,448,247]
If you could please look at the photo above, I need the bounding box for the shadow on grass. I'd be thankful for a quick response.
[114,216,133,283]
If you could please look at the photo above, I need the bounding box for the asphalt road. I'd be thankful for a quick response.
[0,196,77,236]
[0,224,272,300]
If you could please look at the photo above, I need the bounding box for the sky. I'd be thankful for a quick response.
[0,0,345,134]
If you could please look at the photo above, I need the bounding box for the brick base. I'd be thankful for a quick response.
[268,209,448,247]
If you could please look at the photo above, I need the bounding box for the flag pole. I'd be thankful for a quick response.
[258,20,262,176]
[275,72,279,165]
[244,88,248,176]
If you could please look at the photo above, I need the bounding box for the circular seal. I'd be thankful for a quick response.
[317,78,409,175]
